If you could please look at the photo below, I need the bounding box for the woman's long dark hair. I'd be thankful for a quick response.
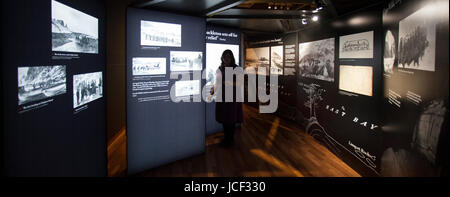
[220,49,237,68]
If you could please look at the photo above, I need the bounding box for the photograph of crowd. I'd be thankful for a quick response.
[299,38,335,82]
[73,71,103,108]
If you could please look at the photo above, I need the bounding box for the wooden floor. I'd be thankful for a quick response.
[107,105,360,177]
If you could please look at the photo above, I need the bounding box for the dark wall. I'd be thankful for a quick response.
[2,0,107,176]
[381,0,449,177]
[295,4,384,177]
[105,0,133,141]
[126,8,206,175]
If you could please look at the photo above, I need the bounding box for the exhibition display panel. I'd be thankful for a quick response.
[381,0,449,177]
[2,0,107,176]
[126,8,206,175]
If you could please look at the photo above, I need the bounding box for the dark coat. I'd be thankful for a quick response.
[215,65,243,124]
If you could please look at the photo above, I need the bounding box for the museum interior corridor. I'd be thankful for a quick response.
[2,0,448,185]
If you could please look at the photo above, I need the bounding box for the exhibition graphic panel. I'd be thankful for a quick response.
[73,71,103,108]
[339,31,374,59]
[132,57,166,76]
[205,43,240,87]
[299,38,335,82]
[245,47,270,75]
[170,51,203,71]
[17,65,67,106]
[51,0,98,54]
[141,20,182,47]
[127,7,206,175]
[398,5,436,72]
[270,45,283,75]
[339,65,373,96]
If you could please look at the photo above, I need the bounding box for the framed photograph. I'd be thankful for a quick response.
[51,0,98,54]
[132,57,166,76]
[339,65,373,96]
[170,51,203,72]
[245,47,270,75]
[339,31,374,59]
[175,80,200,97]
[141,20,182,47]
[398,6,436,72]
[384,30,396,74]
[270,45,283,75]
[73,71,103,108]
[299,38,335,82]
[18,65,67,105]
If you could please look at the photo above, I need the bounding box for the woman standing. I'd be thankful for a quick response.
[210,50,243,147]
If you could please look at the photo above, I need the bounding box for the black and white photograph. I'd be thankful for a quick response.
[73,71,103,108]
[18,65,67,106]
[298,38,335,82]
[170,51,203,72]
[339,65,373,96]
[51,0,98,54]
[141,20,182,47]
[398,5,436,72]
[339,31,373,59]
[384,30,396,74]
[245,47,270,75]
[175,80,200,97]
[206,43,240,86]
[270,45,283,75]
[132,57,166,76]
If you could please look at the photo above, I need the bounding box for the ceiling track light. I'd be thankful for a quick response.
[312,15,319,21]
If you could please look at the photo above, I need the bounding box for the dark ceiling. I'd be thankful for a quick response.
[131,0,384,34]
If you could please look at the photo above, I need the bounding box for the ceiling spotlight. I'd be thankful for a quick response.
[312,9,318,13]
[318,6,323,10]
[274,6,277,9]
[302,18,308,25]
[268,5,271,9]
[312,15,319,21]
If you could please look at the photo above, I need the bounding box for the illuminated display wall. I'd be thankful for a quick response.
[126,8,206,175]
